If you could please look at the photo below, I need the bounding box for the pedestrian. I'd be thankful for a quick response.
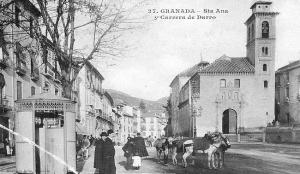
[4,138,11,156]
[133,132,149,169]
[94,132,107,174]
[132,151,141,170]
[103,129,116,174]
[122,137,134,170]
[147,136,152,147]
[82,135,90,160]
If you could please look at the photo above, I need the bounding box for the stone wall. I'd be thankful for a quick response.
[266,125,300,143]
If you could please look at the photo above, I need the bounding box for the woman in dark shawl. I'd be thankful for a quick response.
[133,133,149,157]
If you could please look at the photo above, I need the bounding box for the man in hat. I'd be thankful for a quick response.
[103,129,116,174]
[94,132,107,174]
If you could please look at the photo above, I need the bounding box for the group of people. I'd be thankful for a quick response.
[122,132,149,170]
[93,129,116,174]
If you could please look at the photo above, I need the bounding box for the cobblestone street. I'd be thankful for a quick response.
[76,143,300,174]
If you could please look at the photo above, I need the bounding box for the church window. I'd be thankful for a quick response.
[234,79,240,88]
[264,80,268,88]
[262,47,269,56]
[263,64,267,71]
[262,21,269,38]
[220,79,226,88]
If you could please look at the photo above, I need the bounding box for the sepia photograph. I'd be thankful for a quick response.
[0,0,300,173]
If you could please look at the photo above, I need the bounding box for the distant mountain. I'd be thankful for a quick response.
[105,89,166,112]
[156,96,168,105]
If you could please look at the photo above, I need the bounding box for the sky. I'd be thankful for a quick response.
[89,0,300,101]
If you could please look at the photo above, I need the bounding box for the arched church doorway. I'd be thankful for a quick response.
[222,109,237,134]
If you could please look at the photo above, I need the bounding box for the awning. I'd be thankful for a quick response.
[76,123,89,135]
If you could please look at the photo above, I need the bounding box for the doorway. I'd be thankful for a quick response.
[222,109,237,134]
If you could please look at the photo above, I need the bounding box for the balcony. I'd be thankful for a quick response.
[16,61,27,76]
[31,68,39,81]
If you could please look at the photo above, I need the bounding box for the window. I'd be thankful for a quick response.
[17,81,22,100]
[263,64,267,71]
[264,80,268,88]
[15,6,20,27]
[286,86,290,98]
[262,47,269,56]
[220,79,226,88]
[43,81,50,93]
[31,86,35,96]
[234,79,240,88]
[262,21,269,38]
[55,87,59,96]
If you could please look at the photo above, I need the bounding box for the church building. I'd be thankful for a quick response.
[171,1,279,137]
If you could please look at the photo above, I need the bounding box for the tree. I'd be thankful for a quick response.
[0,0,145,99]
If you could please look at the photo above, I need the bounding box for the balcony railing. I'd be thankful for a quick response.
[16,61,27,76]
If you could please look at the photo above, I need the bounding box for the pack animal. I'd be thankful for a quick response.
[171,133,230,169]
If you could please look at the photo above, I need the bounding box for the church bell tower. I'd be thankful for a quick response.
[245,1,279,124]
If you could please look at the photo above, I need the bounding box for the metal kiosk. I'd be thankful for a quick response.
[15,93,76,174]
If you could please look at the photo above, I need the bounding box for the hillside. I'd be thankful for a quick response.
[105,89,167,112]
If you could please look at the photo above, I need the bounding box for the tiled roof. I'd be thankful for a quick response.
[250,1,272,9]
[276,60,300,74]
[199,55,255,74]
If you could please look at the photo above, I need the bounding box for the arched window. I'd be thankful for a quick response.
[220,79,226,88]
[263,64,267,71]
[262,21,269,38]
[264,80,268,88]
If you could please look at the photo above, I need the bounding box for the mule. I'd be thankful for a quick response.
[154,137,172,164]
[213,136,231,168]
[171,133,230,169]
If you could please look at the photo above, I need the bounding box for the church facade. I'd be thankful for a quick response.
[171,1,279,137]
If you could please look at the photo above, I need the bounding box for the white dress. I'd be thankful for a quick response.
[132,156,141,167]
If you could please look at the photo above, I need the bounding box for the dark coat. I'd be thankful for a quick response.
[122,141,134,157]
[133,136,148,157]
[103,138,115,158]
[103,138,116,174]
[94,138,104,169]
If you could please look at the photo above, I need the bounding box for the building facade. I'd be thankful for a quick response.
[0,0,66,153]
[275,60,300,125]
[171,1,278,137]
